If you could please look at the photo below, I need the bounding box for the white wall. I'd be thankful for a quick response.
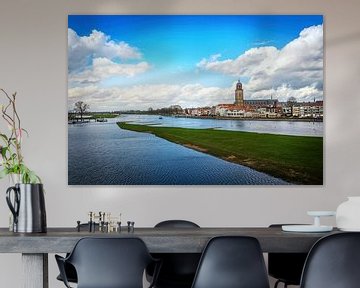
[0,0,360,287]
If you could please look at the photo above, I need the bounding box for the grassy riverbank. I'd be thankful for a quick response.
[117,122,323,185]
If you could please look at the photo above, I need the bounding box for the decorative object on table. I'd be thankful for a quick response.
[78,211,122,232]
[336,196,360,231]
[68,15,324,186]
[127,221,135,233]
[282,211,335,232]
[0,89,46,233]
[76,221,81,232]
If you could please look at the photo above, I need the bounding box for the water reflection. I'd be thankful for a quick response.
[68,118,290,185]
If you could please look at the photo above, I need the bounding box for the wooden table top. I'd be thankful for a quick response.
[0,227,339,253]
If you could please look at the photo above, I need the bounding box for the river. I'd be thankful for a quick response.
[119,114,323,137]
[68,115,323,185]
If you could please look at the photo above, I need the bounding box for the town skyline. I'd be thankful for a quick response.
[68,15,323,112]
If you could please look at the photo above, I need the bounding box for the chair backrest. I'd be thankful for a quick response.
[67,237,154,288]
[300,232,360,288]
[151,220,201,286]
[191,236,270,288]
[155,220,200,228]
[268,224,308,285]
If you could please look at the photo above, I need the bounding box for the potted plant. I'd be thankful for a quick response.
[0,88,46,233]
[0,89,41,183]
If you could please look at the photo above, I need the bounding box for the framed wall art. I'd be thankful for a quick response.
[68,15,323,185]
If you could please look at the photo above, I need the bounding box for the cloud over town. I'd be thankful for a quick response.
[197,25,323,102]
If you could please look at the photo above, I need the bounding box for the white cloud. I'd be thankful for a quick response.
[68,83,233,111]
[197,46,279,77]
[68,85,99,99]
[68,28,142,73]
[197,25,323,101]
[69,57,151,84]
[250,84,322,103]
[68,29,151,84]
[209,54,222,61]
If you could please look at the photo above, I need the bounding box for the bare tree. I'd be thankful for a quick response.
[287,96,297,105]
[74,101,89,122]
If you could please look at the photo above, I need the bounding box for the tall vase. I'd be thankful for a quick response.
[6,183,47,233]
[336,197,360,231]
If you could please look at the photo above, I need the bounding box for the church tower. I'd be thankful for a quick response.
[234,80,244,106]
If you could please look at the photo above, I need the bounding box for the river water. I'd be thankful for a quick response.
[68,115,323,185]
[120,114,323,136]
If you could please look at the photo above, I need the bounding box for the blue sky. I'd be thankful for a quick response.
[68,15,323,111]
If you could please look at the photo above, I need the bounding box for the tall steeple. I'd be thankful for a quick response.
[234,79,244,106]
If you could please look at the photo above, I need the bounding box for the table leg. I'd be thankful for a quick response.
[22,253,48,288]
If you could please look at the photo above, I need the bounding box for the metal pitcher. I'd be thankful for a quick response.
[6,183,47,233]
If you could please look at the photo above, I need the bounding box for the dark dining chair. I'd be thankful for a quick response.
[55,237,160,288]
[191,236,270,288]
[147,220,201,288]
[56,223,99,284]
[300,232,360,288]
[56,262,77,284]
[268,224,308,288]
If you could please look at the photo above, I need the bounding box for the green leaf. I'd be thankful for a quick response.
[18,164,41,184]
[21,128,29,137]
[0,133,8,141]
[10,153,17,161]
[28,171,40,184]
[0,168,9,179]
[0,147,7,157]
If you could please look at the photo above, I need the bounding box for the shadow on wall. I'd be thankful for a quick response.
[327,31,360,46]
[82,0,179,14]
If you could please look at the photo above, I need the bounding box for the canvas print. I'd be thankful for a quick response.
[68,15,323,185]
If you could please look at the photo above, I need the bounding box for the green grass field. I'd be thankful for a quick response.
[117,122,323,185]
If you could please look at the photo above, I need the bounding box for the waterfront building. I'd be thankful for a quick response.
[223,106,246,117]
[292,105,301,117]
[293,101,323,118]
[244,99,279,107]
[234,80,244,105]
[279,100,323,118]
[185,106,213,117]
[311,101,323,118]
[215,104,245,117]
[282,106,292,117]
[233,80,282,117]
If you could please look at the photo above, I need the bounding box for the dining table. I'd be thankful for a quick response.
[0,226,339,288]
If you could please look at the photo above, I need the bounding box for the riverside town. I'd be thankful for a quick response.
[68,80,323,121]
